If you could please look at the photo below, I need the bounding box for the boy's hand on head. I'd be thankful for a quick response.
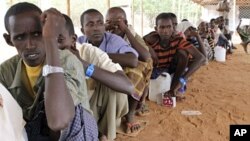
[41,8,65,39]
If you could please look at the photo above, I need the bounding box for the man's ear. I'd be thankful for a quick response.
[124,20,128,25]
[80,27,84,34]
[72,34,77,42]
[3,33,14,46]
[71,34,77,49]
[154,26,157,31]
[71,34,77,46]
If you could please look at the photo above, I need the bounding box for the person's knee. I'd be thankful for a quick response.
[176,50,189,64]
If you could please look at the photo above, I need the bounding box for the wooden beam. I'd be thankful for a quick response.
[140,0,143,35]
[106,0,110,8]
[192,0,250,6]
[131,0,134,27]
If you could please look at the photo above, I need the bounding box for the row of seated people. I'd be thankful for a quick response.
[0,2,208,141]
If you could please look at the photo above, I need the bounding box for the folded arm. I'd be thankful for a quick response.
[42,8,75,131]
[108,53,138,68]
[80,59,134,95]
[183,46,205,79]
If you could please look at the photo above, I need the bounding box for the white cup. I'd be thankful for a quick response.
[162,94,176,108]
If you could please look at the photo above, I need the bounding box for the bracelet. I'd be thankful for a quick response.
[178,77,187,94]
[179,77,186,86]
[42,65,64,77]
[85,64,94,78]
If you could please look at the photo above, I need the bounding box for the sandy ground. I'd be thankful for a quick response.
[116,45,250,141]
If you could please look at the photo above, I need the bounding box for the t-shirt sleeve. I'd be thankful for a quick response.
[111,35,139,57]
[59,50,90,111]
[78,43,122,73]
[143,31,160,47]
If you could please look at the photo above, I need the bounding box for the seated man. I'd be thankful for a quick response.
[79,9,142,139]
[210,18,230,50]
[237,19,250,53]
[105,7,153,133]
[59,14,134,141]
[197,20,215,60]
[1,2,98,140]
[143,13,205,98]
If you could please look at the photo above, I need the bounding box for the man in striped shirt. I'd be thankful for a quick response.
[144,13,205,97]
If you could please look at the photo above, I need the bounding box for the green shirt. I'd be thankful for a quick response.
[237,28,250,43]
[0,49,90,121]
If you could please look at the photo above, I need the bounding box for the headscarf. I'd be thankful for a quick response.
[176,21,196,34]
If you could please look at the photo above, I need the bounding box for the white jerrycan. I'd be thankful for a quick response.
[149,72,172,103]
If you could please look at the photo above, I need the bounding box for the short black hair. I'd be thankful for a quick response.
[155,12,172,26]
[4,2,42,33]
[210,18,216,23]
[107,7,127,19]
[168,12,177,19]
[63,14,75,35]
[80,9,102,26]
[182,19,188,22]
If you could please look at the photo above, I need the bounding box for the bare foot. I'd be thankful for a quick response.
[241,42,248,53]
[243,45,248,54]
[126,122,142,134]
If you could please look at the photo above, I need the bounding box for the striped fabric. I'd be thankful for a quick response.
[207,36,215,59]
[145,32,192,69]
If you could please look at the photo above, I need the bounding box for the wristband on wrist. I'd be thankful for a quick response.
[178,77,187,94]
[85,64,94,78]
[42,65,64,77]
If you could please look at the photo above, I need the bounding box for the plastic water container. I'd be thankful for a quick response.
[149,72,172,102]
[214,46,226,62]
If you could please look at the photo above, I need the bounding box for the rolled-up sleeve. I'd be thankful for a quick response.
[108,34,139,57]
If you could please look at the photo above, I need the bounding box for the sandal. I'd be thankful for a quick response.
[125,121,147,134]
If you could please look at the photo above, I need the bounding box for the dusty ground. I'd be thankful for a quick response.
[116,45,250,141]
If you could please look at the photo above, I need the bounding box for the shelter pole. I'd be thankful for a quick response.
[131,0,134,27]
[67,0,70,16]
[107,0,110,8]
[177,0,181,22]
[232,0,236,31]
[140,0,144,36]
